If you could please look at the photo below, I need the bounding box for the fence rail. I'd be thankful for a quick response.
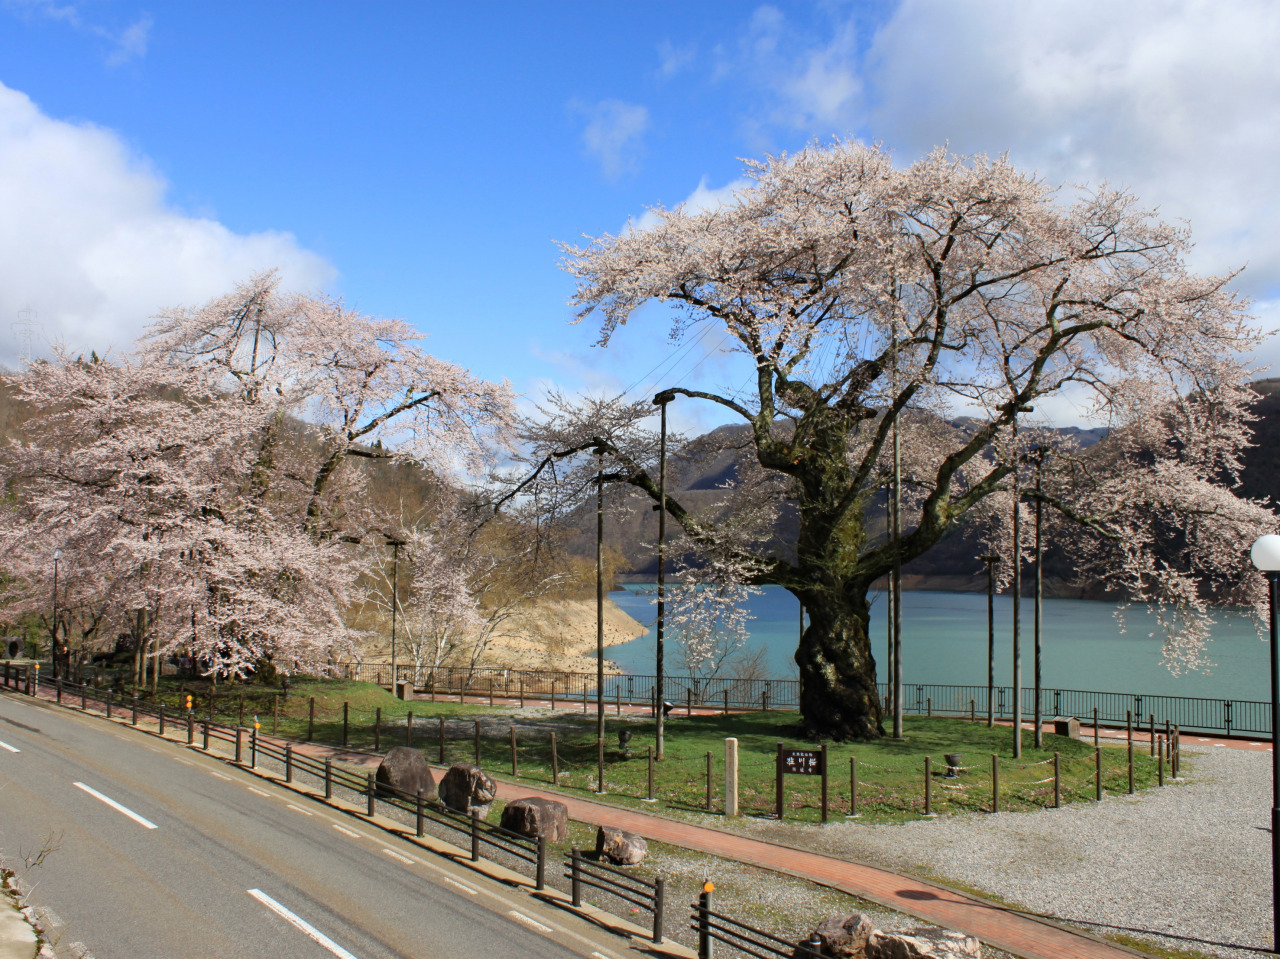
[332,661,1273,739]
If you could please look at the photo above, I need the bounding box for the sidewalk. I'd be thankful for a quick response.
[24,681,1249,959]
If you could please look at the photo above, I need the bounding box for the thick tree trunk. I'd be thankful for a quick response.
[794,588,884,740]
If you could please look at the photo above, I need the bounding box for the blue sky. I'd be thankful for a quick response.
[2,0,1279,434]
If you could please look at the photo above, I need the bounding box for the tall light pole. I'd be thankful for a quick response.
[596,454,606,793]
[654,390,674,760]
[1032,449,1045,749]
[1250,533,1280,955]
[980,554,1000,727]
[385,535,404,685]
[51,548,62,679]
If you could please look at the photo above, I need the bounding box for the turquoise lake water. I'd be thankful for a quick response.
[608,584,1269,702]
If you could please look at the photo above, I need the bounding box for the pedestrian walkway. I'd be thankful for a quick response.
[25,680,1253,959]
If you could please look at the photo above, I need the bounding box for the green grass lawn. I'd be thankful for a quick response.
[147,675,1165,823]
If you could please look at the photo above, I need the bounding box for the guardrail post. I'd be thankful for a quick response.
[470,808,480,862]
[308,697,315,741]
[416,788,425,837]
[343,701,349,748]
[1157,737,1164,787]
[535,834,546,891]
[203,721,210,750]
[285,744,293,782]
[646,744,653,801]
[991,754,999,813]
[367,772,376,816]
[251,725,258,769]
[652,875,665,943]
[187,715,194,745]
[82,683,87,711]
[1095,748,1103,802]
[55,677,62,705]
[1148,714,1155,756]
[1053,752,1061,808]
[235,727,243,764]
[570,846,581,906]
[802,933,823,957]
[132,696,138,726]
[697,881,713,959]
[159,706,166,736]
[325,758,333,799]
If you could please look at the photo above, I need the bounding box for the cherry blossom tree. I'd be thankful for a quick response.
[558,140,1276,740]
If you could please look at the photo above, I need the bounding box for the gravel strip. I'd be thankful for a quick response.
[727,743,1270,958]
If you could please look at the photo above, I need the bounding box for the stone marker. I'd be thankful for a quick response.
[806,913,875,957]
[867,927,981,958]
[438,762,498,818]
[376,746,436,801]
[500,797,568,842]
[1053,716,1080,740]
[594,825,648,865]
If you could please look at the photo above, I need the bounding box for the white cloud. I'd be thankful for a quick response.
[657,39,695,78]
[573,98,650,179]
[633,175,752,232]
[5,1,152,66]
[0,82,334,366]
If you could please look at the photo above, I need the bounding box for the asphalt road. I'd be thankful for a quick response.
[0,689,631,959]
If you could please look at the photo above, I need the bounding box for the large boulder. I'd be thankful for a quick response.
[595,825,648,865]
[500,797,568,842]
[867,928,981,959]
[376,747,437,802]
[438,762,498,818]
[804,913,875,958]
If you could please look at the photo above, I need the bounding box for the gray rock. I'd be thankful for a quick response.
[806,913,876,957]
[376,747,437,802]
[438,762,497,818]
[867,928,981,959]
[500,797,568,842]
[595,825,648,865]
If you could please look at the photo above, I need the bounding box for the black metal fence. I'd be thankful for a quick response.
[336,661,1272,739]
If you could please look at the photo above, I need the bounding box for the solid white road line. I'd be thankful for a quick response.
[0,739,19,753]
[381,848,414,864]
[73,782,158,830]
[248,889,360,959]
[508,910,552,933]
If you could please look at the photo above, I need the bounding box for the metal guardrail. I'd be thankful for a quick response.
[336,661,1274,739]
[568,846,665,943]
[692,885,820,959]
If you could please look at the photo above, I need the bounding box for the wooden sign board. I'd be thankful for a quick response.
[780,748,824,775]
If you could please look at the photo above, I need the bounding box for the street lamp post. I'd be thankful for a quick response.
[51,549,62,680]
[1250,533,1280,955]
[1033,449,1045,749]
[980,554,1000,728]
[595,455,606,793]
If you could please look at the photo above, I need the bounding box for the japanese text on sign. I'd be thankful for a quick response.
[780,748,823,775]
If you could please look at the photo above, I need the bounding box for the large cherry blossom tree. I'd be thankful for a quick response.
[558,141,1276,740]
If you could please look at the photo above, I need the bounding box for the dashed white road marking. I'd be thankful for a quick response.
[443,877,477,895]
[0,739,20,753]
[73,782,157,830]
[286,804,313,816]
[247,786,270,797]
[172,757,194,766]
[332,824,361,839]
[508,911,552,933]
[381,848,414,864]
[208,770,233,781]
[248,889,360,959]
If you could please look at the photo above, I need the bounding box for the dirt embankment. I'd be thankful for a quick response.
[482,597,647,674]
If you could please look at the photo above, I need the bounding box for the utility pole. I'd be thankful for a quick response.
[1033,448,1045,749]
[653,391,674,760]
